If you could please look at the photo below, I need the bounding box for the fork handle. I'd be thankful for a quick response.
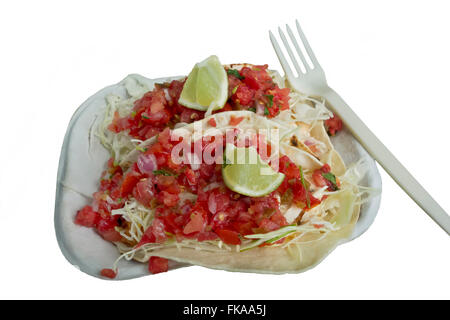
[324,90,450,235]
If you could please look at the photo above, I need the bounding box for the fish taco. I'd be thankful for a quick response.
[72,56,373,278]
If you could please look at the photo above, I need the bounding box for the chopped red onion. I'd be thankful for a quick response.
[256,101,265,115]
[137,153,157,174]
[208,193,217,214]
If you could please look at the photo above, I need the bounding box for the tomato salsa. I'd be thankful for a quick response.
[75,64,340,278]
[108,65,291,141]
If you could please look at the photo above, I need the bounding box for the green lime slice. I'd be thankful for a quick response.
[222,144,285,197]
[178,55,228,111]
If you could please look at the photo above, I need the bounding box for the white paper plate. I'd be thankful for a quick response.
[55,74,382,280]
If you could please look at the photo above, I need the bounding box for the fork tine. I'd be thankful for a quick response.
[286,24,311,71]
[269,30,294,79]
[295,20,322,69]
[277,27,303,76]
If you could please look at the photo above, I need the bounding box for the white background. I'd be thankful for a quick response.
[0,0,449,300]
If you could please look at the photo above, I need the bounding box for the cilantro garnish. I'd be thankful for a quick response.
[264,94,274,108]
[322,172,339,191]
[222,154,232,168]
[248,107,256,113]
[135,146,147,152]
[227,69,244,80]
[142,115,150,120]
[264,107,270,116]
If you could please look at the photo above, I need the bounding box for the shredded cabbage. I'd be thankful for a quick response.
[112,200,154,243]
[96,77,151,165]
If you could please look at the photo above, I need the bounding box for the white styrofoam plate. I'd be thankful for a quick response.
[54,74,382,280]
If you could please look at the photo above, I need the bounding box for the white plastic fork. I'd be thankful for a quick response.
[270,20,450,235]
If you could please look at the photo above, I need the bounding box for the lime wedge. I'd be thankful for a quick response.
[222,144,285,197]
[178,55,228,111]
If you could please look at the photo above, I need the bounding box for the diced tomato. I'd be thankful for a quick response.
[154,152,169,166]
[148,256,169,274]
[308,194,322,209]
[325,114,343,136]
[147,141,164,155]
[229,115,244,126]
[207,117,217,127]
[291,180,307,203]
[155,174,176,187]
[110,187,122,202]
[196,231,219,241]
[165,156,182,171]
[107,157,122,175]
[233,85,254,106]
[220,103,233,112]
[152,218,168,243]
[271,87,291,111]
[183,212,206,234]
[75,205,99,228]
[142,109,171,126]
[240,65,273,90]
[312,170,329,188]
[207,190,231,214]
[232,221,255,236]
[133,179,155,207]
[249,193,280,217]
[282,162,300,180]
[179,107,204,123]
[279,155,291,171]
[270,211,288,227]
[156,191,179,207]
[97,217,122,242]
[100,268,117,279]
[215,229,241,245]
[120,169,142,197]
[312,164,338,191]
[198,163,216,179]
[108,111,132,133]
[168,79,185,101]
[139,218,167,246]
[157,128,172,149]
[185,168,197,185]
[150,99,165,114]
[137,230,155,247]
[160,213,183,234]
[259,218,280,232]
[242,72,260,90]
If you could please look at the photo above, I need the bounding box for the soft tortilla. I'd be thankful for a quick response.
[129,202,359,274]
[310,120,346,176]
